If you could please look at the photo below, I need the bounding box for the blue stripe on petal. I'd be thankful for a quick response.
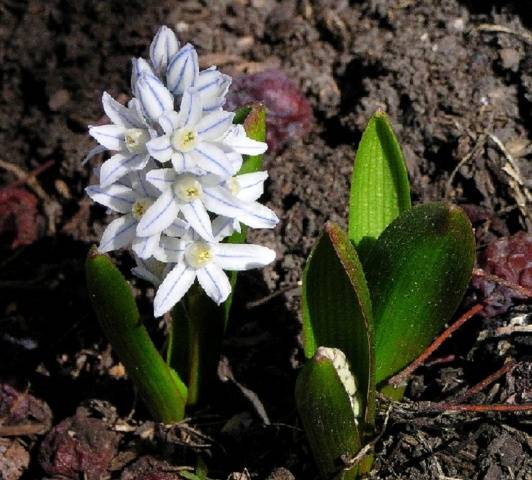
[194,148,231,176]
[100,218,137,251]
[142,195,176,231]
[197,115,231,136]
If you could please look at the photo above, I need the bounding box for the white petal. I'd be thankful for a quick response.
[85,184,136,213]
[197,263,231,305]
[191,143,235,178]
[176,88,202,128]
[211,215,237,240]
[136,190,179,237]
[82,145,107,165]
[98,214,137,253]
[164,217,189,237]
[154,263,196,317]
[198,67,231,111]
[132,232,161,259]
[127,98,150,128]
[149,25,180,74]
[153,236,187,262]
[180,199,214,241]
[99,153,149,188]
[214,243,276,271]
[131,57,154,96]
[102,92,140,128]
[146,135,173,162]
[203,186,279,229]
[158,110,180,134]
[136,73,175,123]
[128,169,160,198]
[145,168,177,192]
[89,124,126,151]
[166,44,199,96]
[99,153,150,188]
[196,110,234,141]
[223,124,268,155]
[234,171,268,201]
[171,151,197,173]
[226,150,243,173]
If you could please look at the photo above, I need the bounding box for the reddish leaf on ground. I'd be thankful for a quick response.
[472,232,532,316]
[39,407,120,480]
[226,69,313,153]
[0,384,52,436]
[0,188,39,249]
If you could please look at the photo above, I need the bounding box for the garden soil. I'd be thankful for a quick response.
[0,1,531,479]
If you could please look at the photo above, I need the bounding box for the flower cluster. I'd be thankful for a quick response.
[86,26,278,317]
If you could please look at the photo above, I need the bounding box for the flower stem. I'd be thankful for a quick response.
[169,285,224,406]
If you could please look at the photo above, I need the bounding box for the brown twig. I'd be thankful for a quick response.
[453,361,516,402]
[473,268,532,298]
[388,303,484,387]
[420,402,532,413]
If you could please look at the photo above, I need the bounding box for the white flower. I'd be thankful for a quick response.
[136,169,278,242]
[153,234,276,316]
[135,72,175,123]
[146,89,267,178]
[149,25,180,75]
[131,57,154,97]
[197,66,232,112]
[86,170,165,259]
[210,170,270,237]
[166,43,198,96]
[88,93,153,187]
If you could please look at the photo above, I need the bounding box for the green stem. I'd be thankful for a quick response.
[86,247,187,423]
[169,285,224,406]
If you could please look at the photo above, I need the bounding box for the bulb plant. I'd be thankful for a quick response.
[85,26,278,422]
[295,112,475,479]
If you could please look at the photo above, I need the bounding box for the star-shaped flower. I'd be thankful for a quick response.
[86,169,165,259]
[152,233,276,316]
[88,93,153,187]
[136,168,278,242]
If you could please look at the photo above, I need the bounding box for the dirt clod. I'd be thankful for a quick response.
[38,406,120,480]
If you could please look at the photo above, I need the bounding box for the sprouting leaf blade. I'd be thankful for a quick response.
[295,355,361,480]
[86,248,187,422]
[302,223,375,426]
[366,203,475,385]
[348,111,411,259]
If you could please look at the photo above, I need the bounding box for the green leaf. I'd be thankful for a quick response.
[365,203,475,385]
[86,248,187,423]
[302,223,375,426]
[296,352,361,480]
[348,111,411,260]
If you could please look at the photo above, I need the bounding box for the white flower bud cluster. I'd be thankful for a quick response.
[315,347,361,421]
[86,26,278,317]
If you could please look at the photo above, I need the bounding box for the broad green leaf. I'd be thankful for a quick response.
[295,352,361,480]
[302,223,375,425]
[365,203,475,385]
[348,111,411,260]
[86,247,187,422]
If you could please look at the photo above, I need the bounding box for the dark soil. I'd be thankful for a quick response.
[1,1,531,479]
